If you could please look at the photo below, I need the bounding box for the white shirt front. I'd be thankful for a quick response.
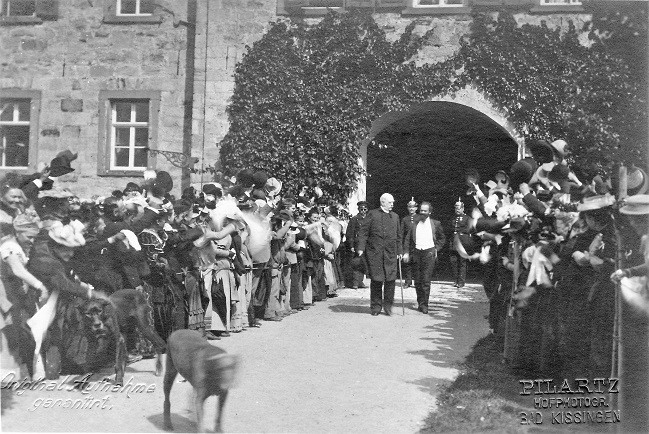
[415,218,435,250]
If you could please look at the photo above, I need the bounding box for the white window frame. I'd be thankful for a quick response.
[0,0,36,17]
[0,99,30,169]
[98,90,158,177]
[109,101,150,171]
[540,0,582,5]
[116,0,152,16]
[0,90,40,174]
[412,0,464,7]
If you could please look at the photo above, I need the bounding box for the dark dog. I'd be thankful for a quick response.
[80,289,166,385]
[163,329,240,433]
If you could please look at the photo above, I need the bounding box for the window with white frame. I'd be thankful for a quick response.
[0,98,32,169]
[0,0,36,16]
[540,0,582,5]
[109,100,150,171]
[98,91,158,176]
[116,0,154,16]
[412,0,463,7]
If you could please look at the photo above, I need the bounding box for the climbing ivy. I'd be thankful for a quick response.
[219,8,646,202]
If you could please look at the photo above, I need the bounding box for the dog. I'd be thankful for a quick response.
[163,329,240,433]
[80,288,166,385]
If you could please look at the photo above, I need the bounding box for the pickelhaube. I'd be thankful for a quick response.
[407,197,417,207]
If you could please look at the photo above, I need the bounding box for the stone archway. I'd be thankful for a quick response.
[349,86,523,215]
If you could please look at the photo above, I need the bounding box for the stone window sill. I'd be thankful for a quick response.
[301,7,343,16]
[99,169,148,177]
[402,6,470,15]
[529,5,585,13]
[0,16,43,26]
[102,15,163,24]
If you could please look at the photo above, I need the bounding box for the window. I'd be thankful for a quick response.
[98,91,159,176]
[103,0,161,24]
[116,0,154,16]
[404,0,468,14]
[0,0,58,25]
[0,90,40,172]
[413,0,463,7]
[531,0,584,13]
[110,101,150,170]
[1,0,35,16]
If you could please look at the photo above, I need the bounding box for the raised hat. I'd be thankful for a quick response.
[550,140,569,159]
[576,194,616,212]
[252,171,269,188]
[48,220,85,248]
[155,171,173,193]
[202,183,222,196]
[236,169,255,188]
[627,166,649,196]
[509,158,538,190]
[620,194,649,215]
[265,177,282,196]
[529,139,554,164]
[49,155,75,177]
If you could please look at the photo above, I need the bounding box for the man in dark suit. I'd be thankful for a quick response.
[345,201,368,289]
[357,193,402,316]
[400,198,418,287]
[403,201,446,314]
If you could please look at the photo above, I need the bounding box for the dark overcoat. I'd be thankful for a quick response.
[357,208,402,281]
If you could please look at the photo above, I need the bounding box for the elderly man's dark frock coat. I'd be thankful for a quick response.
[357,208,402,282]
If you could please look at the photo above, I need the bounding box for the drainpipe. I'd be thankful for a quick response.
[180,0,197,192]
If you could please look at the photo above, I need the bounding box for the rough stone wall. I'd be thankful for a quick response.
[191,0,278,184]
[0,0,190,198]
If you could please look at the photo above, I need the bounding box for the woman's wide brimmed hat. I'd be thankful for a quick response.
[48,220,85,247]
[576,194,616,212]
[264,177,282,197]
[620,194,649,215]
[627,166,649,197]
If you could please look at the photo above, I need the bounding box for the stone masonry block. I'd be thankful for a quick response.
[61,99,83,112]
[61,125,82,138]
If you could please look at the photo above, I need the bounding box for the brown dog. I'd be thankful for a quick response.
[163,329,240,433]
[79,289,166,385]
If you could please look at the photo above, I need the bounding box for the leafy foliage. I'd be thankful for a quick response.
[219,9,646,202]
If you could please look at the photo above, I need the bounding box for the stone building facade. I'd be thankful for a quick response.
[1,0,593,198]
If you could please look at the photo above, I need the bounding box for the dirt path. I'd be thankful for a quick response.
[1,281,488,433]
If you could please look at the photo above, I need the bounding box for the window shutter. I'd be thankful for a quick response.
[35,0,59,20]
[376,0,404,8]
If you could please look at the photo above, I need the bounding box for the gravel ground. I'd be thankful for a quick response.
[1,280,489,433]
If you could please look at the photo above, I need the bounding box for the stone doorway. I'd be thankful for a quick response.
[362,100,520,280]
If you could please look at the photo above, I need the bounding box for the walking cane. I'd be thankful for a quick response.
[398,257,405,316]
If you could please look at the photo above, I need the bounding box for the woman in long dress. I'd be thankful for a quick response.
[0,213,47,380]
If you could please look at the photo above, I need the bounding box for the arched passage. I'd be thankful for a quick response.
[362,99,520,231]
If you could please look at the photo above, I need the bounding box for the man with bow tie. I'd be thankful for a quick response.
[403,201,446,314]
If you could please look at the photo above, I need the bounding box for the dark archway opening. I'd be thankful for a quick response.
[366,102,518,281]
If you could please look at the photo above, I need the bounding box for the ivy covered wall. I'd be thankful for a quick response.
[219,7,647,204]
